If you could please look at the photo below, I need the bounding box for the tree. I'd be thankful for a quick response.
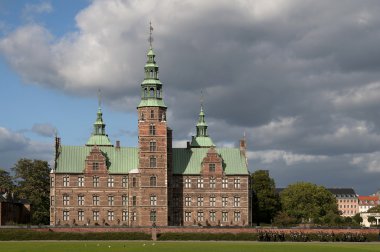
[367,216,377,226]
[12,159,50,225]
[0,168,14,192]
[280,182,338,223]
[352,213,363,224]
[367,205,380,213]
[251,170,281,225]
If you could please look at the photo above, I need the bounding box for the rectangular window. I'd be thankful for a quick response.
[209,163,215,172]
[185,178,191,188]
[197,197,204,207]
[210,211,216,222]
[222,212,228,222]
[132,177,137,187]
[50,196,54,205]
[108,195,114,206]
[108,211,114,221]
[78,210,84,221]
[234,197,240,207]
[150,156,156,168]
[210,177,216,189]
[150,110,155,119]
[149,124,156,135]
[150,195,157,206]
[222,197,228,207]
[197,177,203,188]
[63,195,70,206]
[150,141,156,152]
[197,211,204,222]
[122,176,128,187]
[50,177,54,187]
[131,212,137,221]
[78,195,84,206]
[173,196,179,207]
[122,195,128,206]
[78,176,84,187]
[63,210,69,221]
[63,176,69,187]
[234,212,241,222]
[210,196,216,207]
[132,196,137,206]
[93,176,99,187]
[150,211,156,222]
[107,177,114,187]
[222,178,228,188]
[122,210,129,222]
[93,195,100,206]
[185,196,192,207]
[93,211,99,221]
[185,212,191,222]
[92,162,99,171]
[234,178,241,189]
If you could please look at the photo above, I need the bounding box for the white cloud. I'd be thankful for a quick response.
[330,82,380,110]
[351,152,380,173]
[248,149,328,166]
[22,1,53,21]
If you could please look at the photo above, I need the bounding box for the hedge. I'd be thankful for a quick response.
[0,230,150,241]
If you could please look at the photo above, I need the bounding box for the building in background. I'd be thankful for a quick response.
[327,188,358,217]
[49,33,250,227]
[0,189,30,226]
[358,195,379,213]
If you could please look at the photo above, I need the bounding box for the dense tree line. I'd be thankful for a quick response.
[251,170,363,227]
[0,159,50,225]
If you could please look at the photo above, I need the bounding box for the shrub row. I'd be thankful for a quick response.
[0,230,150,241]
[158,232,380,242]
[157,232,258,241]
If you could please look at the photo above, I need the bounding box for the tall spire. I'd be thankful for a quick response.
[138,22,166,108]
[86,91,113,146]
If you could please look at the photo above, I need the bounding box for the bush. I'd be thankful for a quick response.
[157,232,258,241]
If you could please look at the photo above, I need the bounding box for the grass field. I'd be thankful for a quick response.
[0,241,379,252]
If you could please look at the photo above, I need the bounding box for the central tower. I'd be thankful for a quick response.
[136,23,170,226]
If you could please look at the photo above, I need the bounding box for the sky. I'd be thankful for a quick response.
[1,0,380,195]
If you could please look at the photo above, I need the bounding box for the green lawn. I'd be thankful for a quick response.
[0,241,379,252]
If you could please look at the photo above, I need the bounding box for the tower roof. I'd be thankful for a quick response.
[138,22,166,108]
[191,104,215,148]
[86,97,113,147]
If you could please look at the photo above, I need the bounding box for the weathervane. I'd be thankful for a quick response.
[200,90,204,108]
[148,21,154,47]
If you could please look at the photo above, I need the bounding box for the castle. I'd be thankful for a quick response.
[50,32,251,227]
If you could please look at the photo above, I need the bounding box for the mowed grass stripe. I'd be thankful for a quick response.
[0,241,379,252]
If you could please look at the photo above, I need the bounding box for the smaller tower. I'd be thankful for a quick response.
[190,104,215,148]
[86,92,113,146]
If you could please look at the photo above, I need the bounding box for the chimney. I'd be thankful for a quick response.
[186,141,190,149]
[116,140,120,149]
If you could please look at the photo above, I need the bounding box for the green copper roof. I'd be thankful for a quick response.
[172,148,248,175]
[56,146,138,174]
[55,146,247,175]
[86,135,113,146]
[138,98,167,108]
[190,136,215,148]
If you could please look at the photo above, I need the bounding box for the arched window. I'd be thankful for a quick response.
[157,88,161,97]
[150,176,157,186]
[144,88,148,97]
[150,156,156,168]
[150,88,154,97]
